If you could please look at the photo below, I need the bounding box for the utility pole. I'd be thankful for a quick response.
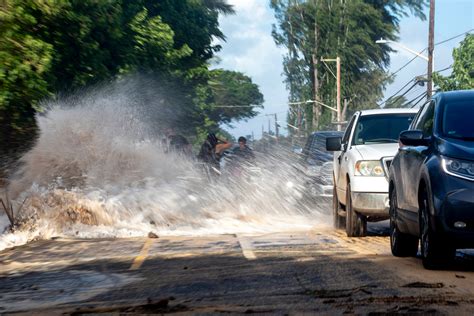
[336,57,341,131]
[265,113,279,141]
[427,0,435,99]
[321,57,342,131]
[274,113,279,140]
[312,18,320,131]
[297,104,302,139]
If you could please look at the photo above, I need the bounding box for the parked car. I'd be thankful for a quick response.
[326,108,418,237]
[301,131,344,205]
[388,90,474,269]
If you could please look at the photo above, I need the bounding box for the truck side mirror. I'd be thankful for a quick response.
[399,130,429,147]
[326,137,342,151]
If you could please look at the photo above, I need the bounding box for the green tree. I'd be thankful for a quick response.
[384,95,408,108]
[208,69,264,124]
[1,0,263,159]
[271,0,427,133]
[434,34,474,91]
[0,0,56,155]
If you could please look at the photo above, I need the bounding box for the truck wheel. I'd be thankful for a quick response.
[419,189,454,269]
[345,183,367,237]
[390,187,418,257]
[332,186,345,229]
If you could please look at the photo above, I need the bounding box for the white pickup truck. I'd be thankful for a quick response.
[326,108,419,237]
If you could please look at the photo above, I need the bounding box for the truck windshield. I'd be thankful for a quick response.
[353,114,415,145]
[442,101,474,140]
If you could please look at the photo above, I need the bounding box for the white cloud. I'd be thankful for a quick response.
[216,1,473,137]
[215,1,289,138]
[227,0,267,18]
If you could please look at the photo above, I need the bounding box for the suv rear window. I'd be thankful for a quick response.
[353,114,415,145]
[442,101,474,140]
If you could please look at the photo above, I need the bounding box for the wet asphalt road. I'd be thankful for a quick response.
[1,223,474,315]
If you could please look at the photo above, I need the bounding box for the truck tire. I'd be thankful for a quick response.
[390,187,418,257]
[419,189,455,269]
[345,183,367,237]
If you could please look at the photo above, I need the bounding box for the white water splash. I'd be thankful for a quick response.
[0,81,330,252]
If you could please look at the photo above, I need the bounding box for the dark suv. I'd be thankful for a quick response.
[301,131,343,205]
[388,90,474,269]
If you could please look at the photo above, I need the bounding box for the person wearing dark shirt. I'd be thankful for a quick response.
[232,136,255,160]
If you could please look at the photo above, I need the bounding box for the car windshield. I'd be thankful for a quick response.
[442,101,474,140]
[353,114,415,145]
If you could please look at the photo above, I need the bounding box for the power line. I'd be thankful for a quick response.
[381,80,420,107]
[380,64,453,108]
[385,28,472,80]
[389,52,424,79]
[417,64,453,77]
[410,94,428,108]
[253,110,288,118]
[436,64,454,73]
[377,78,415,106]
[401,91,428,108]
[213,105,260,108]
[435,28,473,46]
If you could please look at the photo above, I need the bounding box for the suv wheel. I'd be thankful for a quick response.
[419,189,455,269]
[345,183,367,237]
[332,186,345,229]
[390,187,418,257]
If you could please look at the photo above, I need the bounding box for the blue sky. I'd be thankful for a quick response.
[215,0,473,140]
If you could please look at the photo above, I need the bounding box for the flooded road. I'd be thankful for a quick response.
[1,223,474,314]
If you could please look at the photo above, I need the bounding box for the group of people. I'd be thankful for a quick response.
[163,130,255,177]
[197,133,255,175]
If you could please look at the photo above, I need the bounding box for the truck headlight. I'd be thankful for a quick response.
[355,160,385,177]
[442,156,474,181]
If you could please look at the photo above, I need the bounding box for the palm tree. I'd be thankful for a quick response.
[202,0,235,15]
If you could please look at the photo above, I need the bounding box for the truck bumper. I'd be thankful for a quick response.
[352,192,389,217]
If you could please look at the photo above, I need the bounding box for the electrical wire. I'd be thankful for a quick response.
[400,91,427,108]
[410,94,429,109]
[382,80,420,107]
[417,64,453,77]
[384,29,472,80]
[380,63,453,108]
[253,110,288,118]
[388,52,425,79]
[435,28,473,46]
[403,85,425,99]
[377,78,415,106]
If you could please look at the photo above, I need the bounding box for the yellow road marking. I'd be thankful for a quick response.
[129,239,153,270]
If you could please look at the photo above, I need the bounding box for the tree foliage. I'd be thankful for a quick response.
[208,69,264,125]
[0,1,55,153]
[0,0,262,158]
[384,95,408,108]
[270,0,427,133]
[434,34,474,91]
